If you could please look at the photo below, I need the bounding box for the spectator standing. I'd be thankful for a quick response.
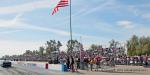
[66,56,70,70]
[95,55,102,71]
[84,57,89,71]
[90,57,96,71]
[70,56,75,72]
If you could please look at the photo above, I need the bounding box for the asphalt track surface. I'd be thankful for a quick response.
[0,66,50,75]
[0,65,65,75]
[0,64,150,75]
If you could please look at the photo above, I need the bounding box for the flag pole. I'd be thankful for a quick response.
[69,0,73,54]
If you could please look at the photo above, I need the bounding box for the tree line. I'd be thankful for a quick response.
[1,39,126,61]
[127,35,150,56]
[3,35,150,60]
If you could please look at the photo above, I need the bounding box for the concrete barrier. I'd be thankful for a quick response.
[12,61,67,72]
[48,64,67,72]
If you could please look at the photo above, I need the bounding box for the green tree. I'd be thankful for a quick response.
[39,46,45,56]
[24,50,33,56]
[127,35,150,56]
[109,39,119,48]
[45,40,62,55]
[129,35,139,56]
[90,44,102,51]
[57,41,62,52]
[32,50,39,55]
[67,40,79,53]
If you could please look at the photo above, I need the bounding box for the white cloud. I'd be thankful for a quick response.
[51,0,117,22]
[95,22,122,34]
[126,4,150,20]
[0,30,22,34]
[117,20,135,29]
[0,0,59,14]
[142,13,150,20]
[0,14,23,28]
[24,25,70,36]
[0,19,18,28]
[130,26,150,37]
[0,40,44,57]
[128,6,141,16]
[81,0,116,16]
[119,22,150,37]
[0,13,115,40]
[0,14,118,39]
[0,14,70,36]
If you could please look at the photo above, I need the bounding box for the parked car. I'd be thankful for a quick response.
[1,60,12,68]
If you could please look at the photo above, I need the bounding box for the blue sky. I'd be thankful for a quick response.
[0,0,150,57]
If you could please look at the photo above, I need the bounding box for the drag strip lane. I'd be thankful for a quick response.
[0,67,19,75]
[0,66,44,75]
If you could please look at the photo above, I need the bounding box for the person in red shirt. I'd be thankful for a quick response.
[95,55,102,71]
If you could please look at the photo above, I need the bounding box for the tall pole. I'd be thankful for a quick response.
[69,0,73,54]
[80,36,82,59]
[79,36,82,68]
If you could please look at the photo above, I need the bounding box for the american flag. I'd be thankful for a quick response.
[52,0,69,15]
